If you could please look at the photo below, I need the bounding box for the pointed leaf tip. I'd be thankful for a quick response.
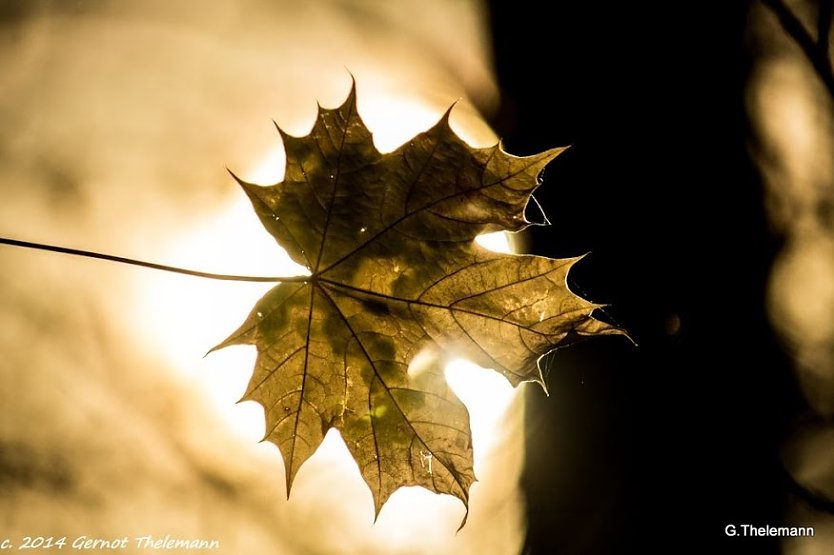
[439,100,456,127]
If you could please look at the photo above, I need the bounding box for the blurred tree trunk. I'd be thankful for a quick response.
[750,0,834,551]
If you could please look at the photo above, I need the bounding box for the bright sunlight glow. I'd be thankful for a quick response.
[133,190,306,444]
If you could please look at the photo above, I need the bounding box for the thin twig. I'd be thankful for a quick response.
[0,237,307,283]
[762,0,834,99]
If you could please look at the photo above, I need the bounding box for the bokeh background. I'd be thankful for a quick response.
[1,1,833,554]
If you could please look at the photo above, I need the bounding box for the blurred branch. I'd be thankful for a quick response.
[819,0,832,56]
[762,0,834,99]
[781,462,834,515]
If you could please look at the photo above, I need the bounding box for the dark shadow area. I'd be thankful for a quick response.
[487,2,805,552]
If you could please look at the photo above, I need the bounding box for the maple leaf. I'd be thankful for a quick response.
[214,83,621,524]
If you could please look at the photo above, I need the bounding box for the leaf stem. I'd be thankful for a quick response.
[0,237,308,283]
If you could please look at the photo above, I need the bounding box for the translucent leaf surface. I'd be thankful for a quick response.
[214,84,622,524]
